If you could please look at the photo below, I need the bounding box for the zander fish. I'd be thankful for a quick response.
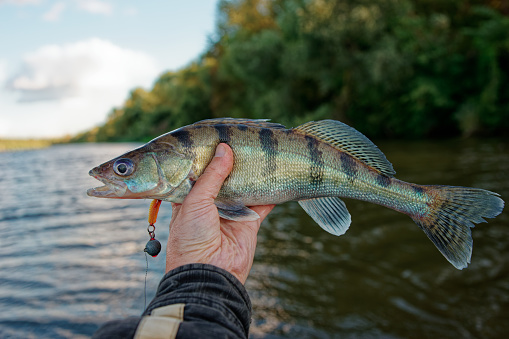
[87,118,504,269]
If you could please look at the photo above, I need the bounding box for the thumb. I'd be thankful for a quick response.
[185,143,233,205]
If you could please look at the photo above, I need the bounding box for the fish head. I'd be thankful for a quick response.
[87,142,194,200]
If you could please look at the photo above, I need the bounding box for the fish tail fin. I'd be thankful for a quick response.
[412,186,504,269]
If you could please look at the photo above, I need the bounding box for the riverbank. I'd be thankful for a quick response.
[0,138,65,152]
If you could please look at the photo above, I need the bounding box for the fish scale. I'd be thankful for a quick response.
[87,118,504,270]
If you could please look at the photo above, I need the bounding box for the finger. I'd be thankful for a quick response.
[185,143,233,205]
[250,204,275,221]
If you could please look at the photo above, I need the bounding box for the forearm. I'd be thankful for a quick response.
[93,263,252,339]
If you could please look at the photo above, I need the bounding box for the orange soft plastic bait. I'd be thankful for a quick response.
[148,199,162,225]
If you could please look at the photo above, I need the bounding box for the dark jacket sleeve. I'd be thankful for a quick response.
[92,263,252,339]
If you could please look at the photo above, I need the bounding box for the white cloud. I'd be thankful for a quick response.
[76,0,112,15]
[8,38,158,101]
[3,38,160,137]
[42,2,66,22]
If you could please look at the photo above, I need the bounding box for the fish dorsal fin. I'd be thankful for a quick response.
[192,118,286,129]
[294,120,396,177]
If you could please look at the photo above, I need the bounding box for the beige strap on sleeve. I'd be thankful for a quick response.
[134,303,185,339]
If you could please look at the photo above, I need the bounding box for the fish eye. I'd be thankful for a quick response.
[113,158,134,176]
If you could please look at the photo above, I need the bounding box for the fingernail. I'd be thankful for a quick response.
[215,143,226,157]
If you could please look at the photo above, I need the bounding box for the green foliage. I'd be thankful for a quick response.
[75,0,509,142]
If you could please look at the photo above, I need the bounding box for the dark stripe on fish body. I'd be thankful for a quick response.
[305,135,324,187]
[259,128,278,174]
[376,174,391,188]
[214,124,231,144]
[412,185,425,196]
[340,152,358,182]
[237,124,248,131]
[172,129,193,148]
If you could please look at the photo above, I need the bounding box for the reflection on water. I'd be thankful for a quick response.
[0,144,170,338]
[0,140,507,338]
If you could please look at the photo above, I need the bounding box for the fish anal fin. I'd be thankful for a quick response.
[294,120,396,177]
[298,197,351,236]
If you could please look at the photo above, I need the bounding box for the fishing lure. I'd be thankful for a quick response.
[144,199,162,257]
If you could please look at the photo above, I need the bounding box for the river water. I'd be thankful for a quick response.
[0,140,507,338]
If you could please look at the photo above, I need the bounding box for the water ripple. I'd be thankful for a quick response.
[1,141,508,338]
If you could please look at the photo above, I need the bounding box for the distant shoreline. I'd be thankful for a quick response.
[0,139,55,152]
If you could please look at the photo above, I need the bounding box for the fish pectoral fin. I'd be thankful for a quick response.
[298,197,351,236]
[215,200,260,221]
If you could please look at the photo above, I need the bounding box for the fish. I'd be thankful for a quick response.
[87,118,504,269]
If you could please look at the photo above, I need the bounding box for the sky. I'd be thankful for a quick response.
[0,0,219,138]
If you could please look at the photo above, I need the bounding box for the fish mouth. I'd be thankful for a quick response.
[87,168,127,198]
[86,184,126,198]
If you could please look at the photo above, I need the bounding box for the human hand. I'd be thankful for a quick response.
[165,143,275,284]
